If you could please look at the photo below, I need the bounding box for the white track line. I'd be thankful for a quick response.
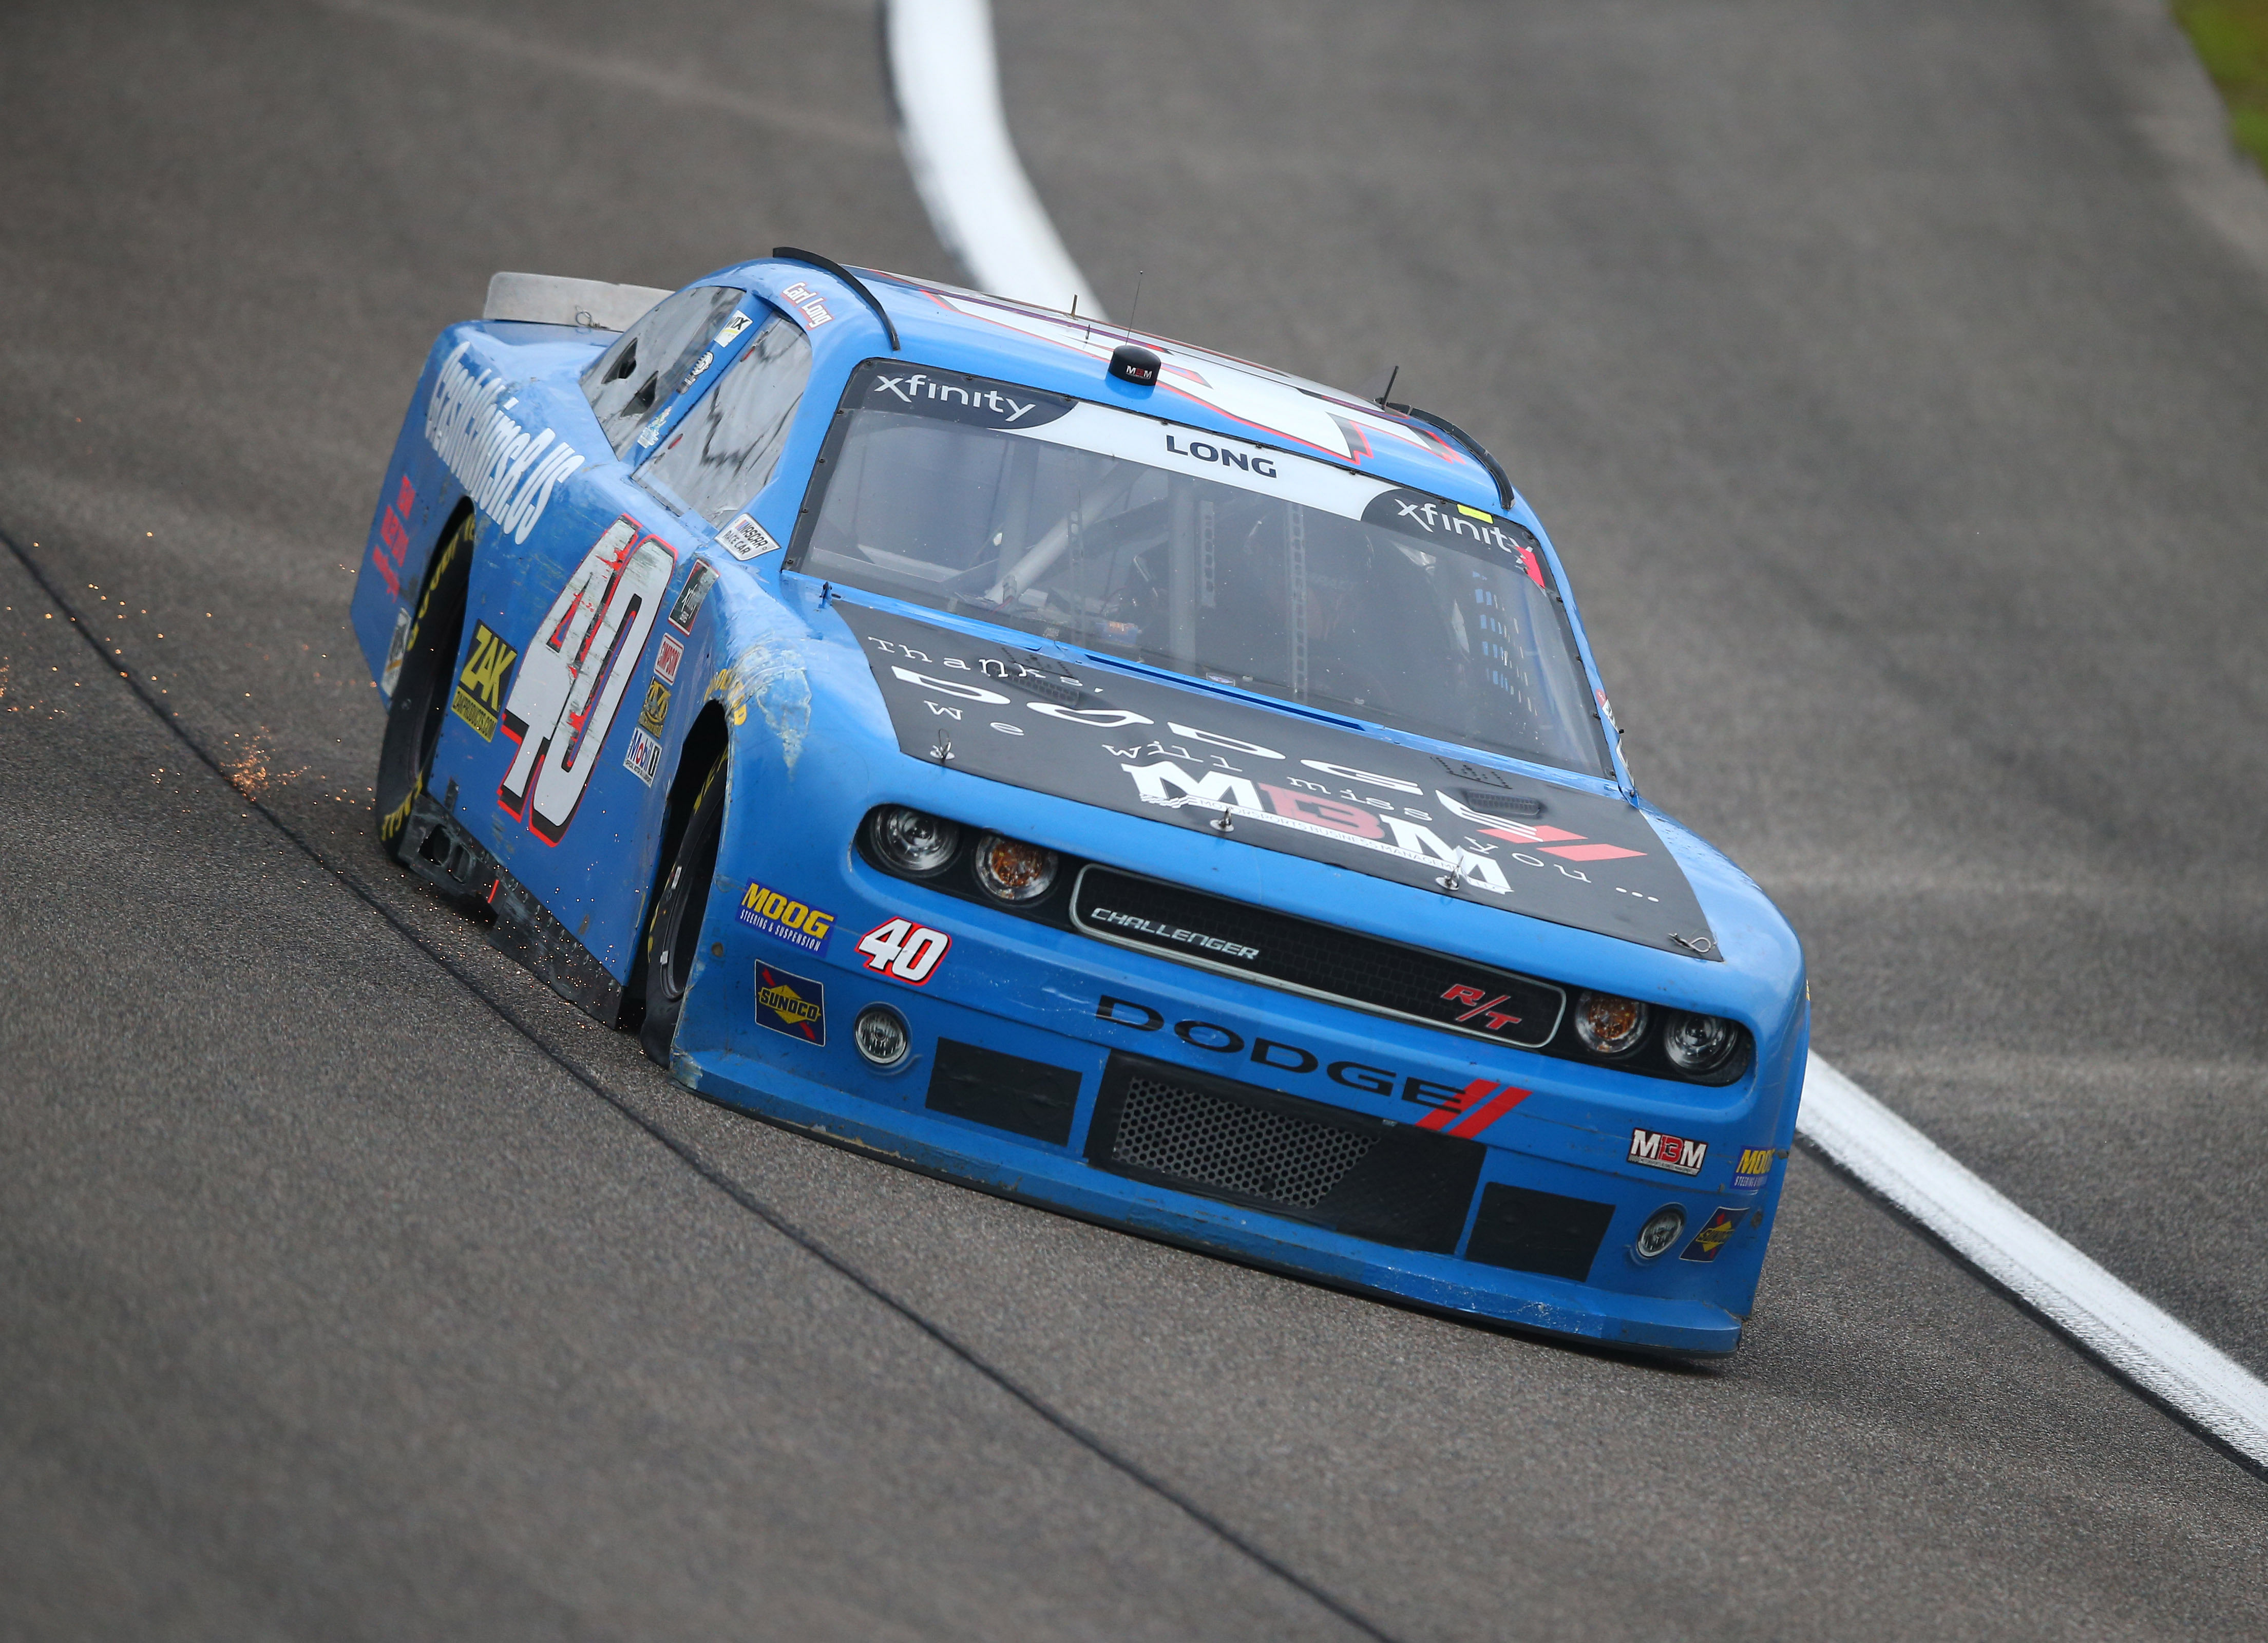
[1800,1058,2268,1467]
[884,0,1102,315]
[882,0,2268,1471]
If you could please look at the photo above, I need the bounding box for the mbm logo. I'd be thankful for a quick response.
[1628,1127,1707,1176]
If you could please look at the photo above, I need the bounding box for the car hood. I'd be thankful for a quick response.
[832,599,1724,962]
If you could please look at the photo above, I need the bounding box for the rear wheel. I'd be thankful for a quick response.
[374,513,473,854]
[639,750,728,1068]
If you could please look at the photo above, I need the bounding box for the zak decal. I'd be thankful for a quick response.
[778,280,834,329]
[425,341,585,543]
[738,881,836,955]
[1731,1147,1775,1192]
[370,474,417,598]
[1094,992,1532,1135]
[1680,1207,1741,1262]
[450,621,519,741]
[623,726,663,785]
[653,632,685,686]
[755,962,825,1044]
[638,679,671,735]
[843,605,1717,958]
[856,917,950,985]
[669,560,719,633]
[1628,1127,1706,1177]
[498,515,676,843]
[716,513,782,560]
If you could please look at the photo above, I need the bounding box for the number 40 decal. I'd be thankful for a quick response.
[856,918,950,985]
[498,514,675,844]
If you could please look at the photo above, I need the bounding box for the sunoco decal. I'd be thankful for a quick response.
[425,341,586,543]
[840,605,1717,958]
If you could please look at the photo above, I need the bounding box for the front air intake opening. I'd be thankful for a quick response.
[1085,1052,1483,1254]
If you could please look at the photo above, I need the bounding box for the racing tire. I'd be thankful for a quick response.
[374,512,473,856]
[639,750,728,1068]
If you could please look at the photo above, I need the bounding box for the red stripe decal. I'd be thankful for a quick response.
[1418,1078,1501,1131]
[1447,1085,1532,1139]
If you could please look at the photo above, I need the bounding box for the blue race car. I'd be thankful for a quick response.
[352,251,1806,1356]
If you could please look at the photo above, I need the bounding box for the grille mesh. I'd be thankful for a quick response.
[1111,1074,1375,1208]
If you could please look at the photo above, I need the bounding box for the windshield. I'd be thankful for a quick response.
[789,362,1610,776]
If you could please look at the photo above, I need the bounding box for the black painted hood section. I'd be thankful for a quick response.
[840,602,1719,959]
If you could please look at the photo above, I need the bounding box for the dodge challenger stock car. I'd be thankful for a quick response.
[351,250,1806,1356]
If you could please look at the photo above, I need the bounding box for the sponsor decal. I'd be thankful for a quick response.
[449,621,520,741]
[1092,992,1531,1137]
[842,606,1715,958]
[853,366,1074,432]
[1680,1206,1742,1263]
[370,474,418,597]
[1628,1127,1706,1177]
[425,341,585,543]
[653,631,685,687]
[672,310,754,398]
[637,678,671,735]
[1360,488,1548,589]
[380,605,412,696]
[716,512,782,560]
[669,560,719,633]
[623,725,662,785]
[497,515,676,843]
[737,881,836,954]
[754,962,825,1044]
[1084,904,1260,960]
[856,917,950,985]
[1731,1146,1775,1192]
[778,280,834,328]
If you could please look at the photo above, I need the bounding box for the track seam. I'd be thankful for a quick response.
[0,521,1404,1642]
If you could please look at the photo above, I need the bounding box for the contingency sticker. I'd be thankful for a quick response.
[716,513,782,561]
[1628,1127,1707,1176]
[653,631,685,686]
[838,604,1719,959]
[738,880,835,955]
[1730,1147,1775,1192]
[755,962,825,1044]
[450,621,519,741]
[669,560,719,632]
[1680,1207,1742,1262]
[623,726,662,786]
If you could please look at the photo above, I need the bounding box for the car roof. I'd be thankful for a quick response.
[731,257,1514,515]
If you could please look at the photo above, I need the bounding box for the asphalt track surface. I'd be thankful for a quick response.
[4,1,2266,1636]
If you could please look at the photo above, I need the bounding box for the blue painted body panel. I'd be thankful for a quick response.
[351,258,1808,1354]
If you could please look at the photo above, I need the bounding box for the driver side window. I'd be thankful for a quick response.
[580,285,744,459]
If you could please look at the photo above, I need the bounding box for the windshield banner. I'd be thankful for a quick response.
[841,603,1720,960]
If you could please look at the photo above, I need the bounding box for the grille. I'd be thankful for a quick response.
[1073,866,1565,1049]
[1112,1073,1375,1208]
[1087,1052,1486,1253]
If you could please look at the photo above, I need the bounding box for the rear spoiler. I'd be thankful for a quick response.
[482,272,669,332]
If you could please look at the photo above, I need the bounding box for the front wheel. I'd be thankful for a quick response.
[374,513,473,853]
[639,751,728,1068]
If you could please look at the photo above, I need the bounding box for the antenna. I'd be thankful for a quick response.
[1123,269,1145,341]
[1365,364,1400,408]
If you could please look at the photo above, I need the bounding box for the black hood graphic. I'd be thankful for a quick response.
[842,604,1719,959]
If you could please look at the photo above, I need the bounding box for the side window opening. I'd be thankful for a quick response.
[635,310,815,527]
[581,285,745,459]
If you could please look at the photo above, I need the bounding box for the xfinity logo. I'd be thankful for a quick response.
[1164,432,1278,478]
[870,372,1043,422]
[1390,498,1528,555]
